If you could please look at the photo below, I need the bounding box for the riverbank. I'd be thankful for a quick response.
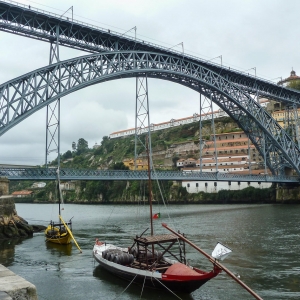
[0,264,37,300]
[0,198,46,240]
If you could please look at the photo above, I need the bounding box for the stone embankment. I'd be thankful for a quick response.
[0,264,37,300]
[0,198,36,239]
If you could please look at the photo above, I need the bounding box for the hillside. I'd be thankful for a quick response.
[10,117,275,203]
[55,116,240,170]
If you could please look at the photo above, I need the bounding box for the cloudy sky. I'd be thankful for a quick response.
[0,0,299,165]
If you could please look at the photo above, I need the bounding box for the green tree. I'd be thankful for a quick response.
[63,150,72,160]
[77,138,89,155]
[111,162,129,170]
[101,136,109,145]
[288,79,300,90]
[172,156,180,168]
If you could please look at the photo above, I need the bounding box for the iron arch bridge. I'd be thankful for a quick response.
[1,1,300,181]
[1,51,300,177]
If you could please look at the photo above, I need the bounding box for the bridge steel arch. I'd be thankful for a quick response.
[1,0,300,106]
[1,51,300,176]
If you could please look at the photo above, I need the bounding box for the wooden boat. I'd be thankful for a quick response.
[45,169,81,252]
[93,138,223,294]
[93,230,222,293]
[44,216,73,245]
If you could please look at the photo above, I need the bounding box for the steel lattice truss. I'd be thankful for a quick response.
[1,1,300,105]
[1,51,300,176]
[0,167,297,183]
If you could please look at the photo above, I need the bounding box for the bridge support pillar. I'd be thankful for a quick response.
[276,184,300,203]
[0,178,9,196]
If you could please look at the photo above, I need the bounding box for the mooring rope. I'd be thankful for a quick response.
[140,275,147,299]
[113,274,138,300]
[153,276,183,300]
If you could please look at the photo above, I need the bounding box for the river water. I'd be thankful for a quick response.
[0,203,299,300]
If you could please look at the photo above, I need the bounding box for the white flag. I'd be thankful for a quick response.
[212,242,232,261]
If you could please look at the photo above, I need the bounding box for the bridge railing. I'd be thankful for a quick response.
[0,167,298,183]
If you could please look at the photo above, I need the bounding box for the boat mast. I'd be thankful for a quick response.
[57,168,61,216]
[146,136,154,236]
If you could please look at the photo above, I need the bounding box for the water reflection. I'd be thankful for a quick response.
[0,237,28,266]
[1,203,299,300]
[46,242,72,256]
[93,265,194,300]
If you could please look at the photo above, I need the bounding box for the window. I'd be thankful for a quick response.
[187,183,190,188]
[196,183,199,187]
[205,182,208,187]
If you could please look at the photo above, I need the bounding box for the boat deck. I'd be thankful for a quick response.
[134,234,180,245]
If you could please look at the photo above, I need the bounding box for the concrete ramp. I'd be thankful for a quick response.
[0,265,37,300]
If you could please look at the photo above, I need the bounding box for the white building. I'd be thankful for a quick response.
[109,110,227,139]
[182,180,272,193]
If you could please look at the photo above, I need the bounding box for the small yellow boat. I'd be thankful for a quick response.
[44,217,73,245]
[45,168,82,252]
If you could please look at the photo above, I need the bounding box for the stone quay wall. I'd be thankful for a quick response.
[0,264,37,300]
[0,178,9,197]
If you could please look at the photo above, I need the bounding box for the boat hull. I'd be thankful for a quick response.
[93,244,220,294]
[45,225,72,245]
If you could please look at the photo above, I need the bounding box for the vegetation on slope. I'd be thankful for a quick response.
[10,117,275,203]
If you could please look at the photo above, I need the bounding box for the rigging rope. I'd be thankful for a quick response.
[140,275,147,299]
[153,277,183,300]
[113,274,138,300]
[152,166,186,255]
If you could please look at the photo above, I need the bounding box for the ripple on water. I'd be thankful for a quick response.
[1,203,298,300]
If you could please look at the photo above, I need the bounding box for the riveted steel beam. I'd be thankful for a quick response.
[0,1,300,106]
[0,167,298,183]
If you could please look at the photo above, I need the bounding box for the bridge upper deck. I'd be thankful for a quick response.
[0,0,300,104]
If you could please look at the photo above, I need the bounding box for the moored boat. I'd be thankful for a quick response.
[93,229,222,293]
[44,217,72,245]
[92,136,224,293]
[44,168,82,252]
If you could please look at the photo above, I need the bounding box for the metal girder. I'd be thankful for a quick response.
[134,76,152,168]
[0,51,300,175]
[199,94,218,172]
[0,1,300,106]
[0,167,298,183]
[46,24,61,167]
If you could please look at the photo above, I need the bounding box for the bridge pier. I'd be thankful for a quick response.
[276,184,300,203]
[0,178,9,196]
